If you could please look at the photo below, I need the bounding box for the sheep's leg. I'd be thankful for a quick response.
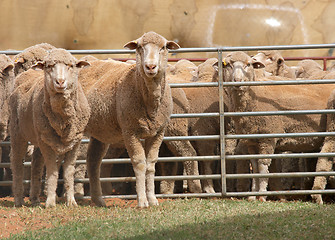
[124,134,148,208]
[312,138,335,205]
[258,158,272,202]
[165,140,202,193]
[62,143,81,207]
[10,138,28,207]
[248,159,259,201]
[158,161,177,194]
[74,164,86,198]
[29,147,44,206]
[86,137,109,207]
[145,132,165,207]
[38,144,59,208]
[196,141,218,194]
[100,147,125,195]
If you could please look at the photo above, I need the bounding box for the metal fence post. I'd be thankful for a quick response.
[217,49,227,197]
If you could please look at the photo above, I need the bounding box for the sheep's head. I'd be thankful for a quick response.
[0,54,14,83]
[33,48,90,94]
[295,59,322,79]
[124,31,180,78]
[221,51,264,85]
[252,50,284,75]
[13,43,55,76]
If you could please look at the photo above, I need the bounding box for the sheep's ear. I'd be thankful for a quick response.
[252,60,265,69]
[166,41,180,50]
[32,61,44,71]
[4,64,14,72]
[277,57,284,66]
[213,59,229,68]
[76,60,90,69]
[124,40,138,50]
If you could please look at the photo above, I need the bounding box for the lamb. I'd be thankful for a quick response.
[311,89,335,204]
[252,50,296,79]
[10,48,90,207]
[222,51,334,201]
[78,31,179,208]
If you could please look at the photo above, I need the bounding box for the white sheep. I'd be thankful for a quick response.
[252,50,296,79]
[79,31,179,208]
[10,48,90,207]
[222,51,334,201]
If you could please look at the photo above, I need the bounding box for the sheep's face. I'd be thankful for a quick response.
[252,51,283,75]
[124,31,180,78]
[223,52,264,84]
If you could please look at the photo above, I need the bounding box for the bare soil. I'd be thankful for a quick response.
[0,196,152,239]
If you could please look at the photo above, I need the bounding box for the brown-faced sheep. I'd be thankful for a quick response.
[223,51,334,201]
[311,89,335,204]
[252,50,296,79]
[79,31,179,208]
[10,48,90,207]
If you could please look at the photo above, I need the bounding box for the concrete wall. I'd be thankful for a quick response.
[1,0,334,57]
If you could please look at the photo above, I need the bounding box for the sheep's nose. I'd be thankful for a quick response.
[56,79,66,87]
[145,63,157,71]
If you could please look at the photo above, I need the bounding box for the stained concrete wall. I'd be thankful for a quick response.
[1,0,334,57]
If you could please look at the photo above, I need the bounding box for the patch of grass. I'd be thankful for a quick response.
[6,198,335,240]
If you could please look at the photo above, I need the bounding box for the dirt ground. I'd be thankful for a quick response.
[0,196,149,239]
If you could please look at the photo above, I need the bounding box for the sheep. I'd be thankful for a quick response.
[185,59,237,193]
[162,58,236,193]
[295,59,335,80]
[252,50,296,79]
[78,31,179,208]
[311,89,335,204]
[9,48,90,207]
[13,43,56,76]
[222,51,334,201]
[0,43,57,197]
[0,55,14,195]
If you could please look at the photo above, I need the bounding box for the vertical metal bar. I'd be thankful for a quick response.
[217,49,226,197]
[323,58,327,71]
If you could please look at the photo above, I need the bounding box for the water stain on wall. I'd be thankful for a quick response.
[169,0,198,46]
[71,0,99,36]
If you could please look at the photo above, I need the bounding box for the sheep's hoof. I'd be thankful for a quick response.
[30,197,41,207]
[188,180,202,193]
[14,197,24,207]
[92,196,107,207]
[258,196,267,202]
[148,196,159,207]
[137,197,149,208]
[248,196,256,201]
[203,186,215,194]
[311,194,324,205]
[66,198,78,207]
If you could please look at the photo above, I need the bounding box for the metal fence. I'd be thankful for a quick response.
[2,43,335,201]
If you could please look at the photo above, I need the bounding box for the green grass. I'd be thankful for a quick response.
[6,198,335,240]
